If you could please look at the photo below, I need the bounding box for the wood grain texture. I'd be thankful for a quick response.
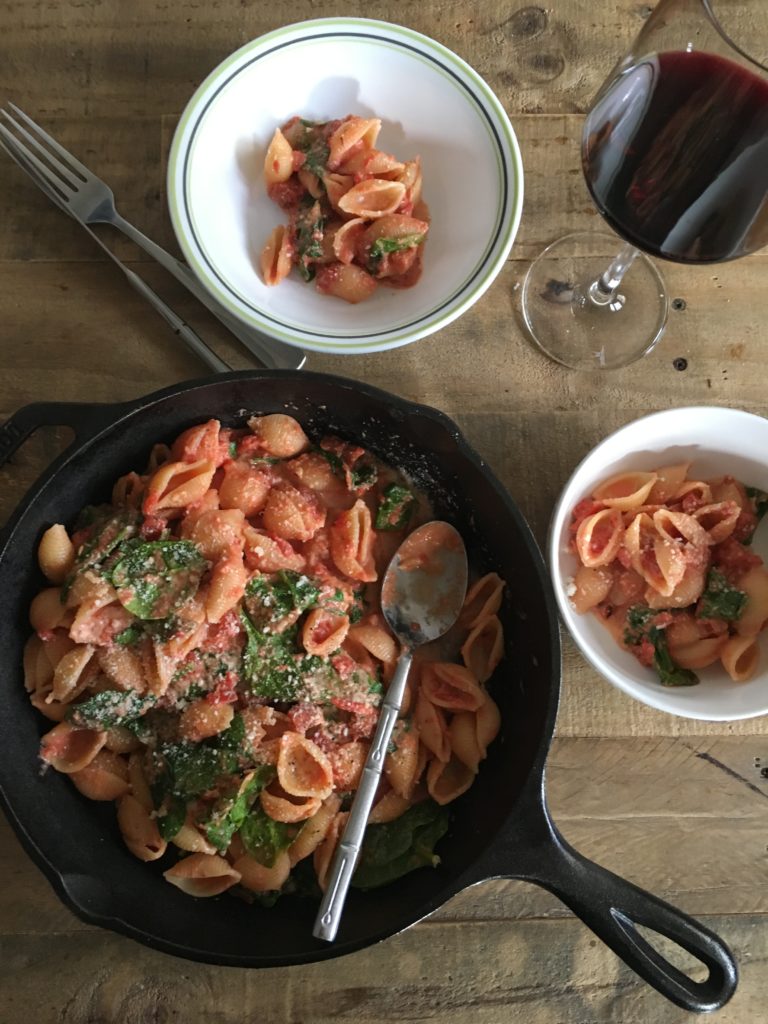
[1,0,768,1019]
[1,737,768,1022]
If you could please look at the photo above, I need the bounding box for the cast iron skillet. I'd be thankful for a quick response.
[0,370,736,1011]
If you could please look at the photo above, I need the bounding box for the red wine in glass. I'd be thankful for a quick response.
[583,50,768,264]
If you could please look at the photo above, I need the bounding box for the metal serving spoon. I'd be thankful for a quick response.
[313,521,468,943]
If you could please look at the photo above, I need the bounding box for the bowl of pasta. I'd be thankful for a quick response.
[550,406,768,722]
[0,374,736,1010]
[166,17,524,354]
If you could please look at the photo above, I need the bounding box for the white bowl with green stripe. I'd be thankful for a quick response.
[167,18,523,355]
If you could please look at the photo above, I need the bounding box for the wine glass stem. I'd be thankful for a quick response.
[588,243,640,307]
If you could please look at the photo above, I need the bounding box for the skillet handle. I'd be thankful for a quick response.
[494,783,737,1012]
[0,400,118,469]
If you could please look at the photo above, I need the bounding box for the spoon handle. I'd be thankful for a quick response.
[313,647,414,943]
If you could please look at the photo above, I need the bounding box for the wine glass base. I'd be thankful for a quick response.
[521,232,669,370]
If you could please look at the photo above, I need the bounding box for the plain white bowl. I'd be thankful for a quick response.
[167,17,524,355]
[548,406,768,722]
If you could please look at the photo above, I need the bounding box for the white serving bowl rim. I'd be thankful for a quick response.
[548,405,768,722]
[166,16,524,354]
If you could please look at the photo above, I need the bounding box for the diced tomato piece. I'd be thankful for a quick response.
[733,509,758,543]
[712,537,762,581]
[139,515,167,540]
[204,611,243,652]
[635,638,656,667]
[331,653,357,680]
[331,696,372,715]
[205,672,239,704]
[288,703,324,735]
[268,179,306,211]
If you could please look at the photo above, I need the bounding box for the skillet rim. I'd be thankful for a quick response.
[0,368,562,966]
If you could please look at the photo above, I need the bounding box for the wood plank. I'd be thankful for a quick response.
[3,737,768,937]
[1,0,647,121]
[0,914,763,1024]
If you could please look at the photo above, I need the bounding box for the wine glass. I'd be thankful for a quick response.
[522,0,768,370]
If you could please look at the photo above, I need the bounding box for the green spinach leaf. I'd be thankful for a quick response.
[375,483,415,530]
[352,800,450,890]
[111,539,207,620]
[67,690,156,729]
[156,795,187,841]
[649,627,699,688]
[294,199,324,282]
[367,232,425,272]
[239,805,299,866]
[204,766,275,852]
[697,568,747,622]
[244,570,320,626]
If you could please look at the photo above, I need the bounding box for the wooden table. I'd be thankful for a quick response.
[1,1,767,1020]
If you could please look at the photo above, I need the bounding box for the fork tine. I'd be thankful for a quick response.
[0,108,81,191]
[0,122,78,202]
[0,122,77,204]
[0,131,71,207]
[7,102,93,184]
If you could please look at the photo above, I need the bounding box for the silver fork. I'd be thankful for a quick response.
[0,102,306,371]
[0,131,231,374]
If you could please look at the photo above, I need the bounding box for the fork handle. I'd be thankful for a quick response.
[111,214,306,371]
[121,264,230,374]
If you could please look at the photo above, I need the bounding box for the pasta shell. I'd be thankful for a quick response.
[721,634,760,682]
[459,572,505,630]
[260,781,322,823]
[735,567,768,637]
[260,224,294,286]
[313,811,349,892]
[413,693,450,763]
[692,502,741,544]
[427,754,475,805]
[143,458,216,516]
[163,853,241,896]
[461,615,504,684]
[593,471,658,511]
[302,608,350,657]
[329,499,377,582]
[368,789,412,824]
[37,524,75,584]
[262,483,325,542]
[341,147,405,179]
[575,508,624,568]
[384,721,420,799]
[277,732,334,800]
[70,748,130,801]
[332,217,367,264]
[449,712,484,773]
[315,263,377,304]
[397,158,423,209]
[337,179,406,219]
[233,850,291,893]
[40,722,106,773]
[30,587,71,633]
[323,171,354,213]
[263,127,294,185]
[653,508,712,550]
[118,794,167,862]
[179,699,234,742]
[421,663,486,713]
[288,794,342,866]
[570,564,614,614]
[172,820,217,855]
[50,643,96,703]
[111,471,145,508]
[647,463,690,503]
[328,116,381,169]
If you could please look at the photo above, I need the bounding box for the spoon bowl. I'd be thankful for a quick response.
[381,521,469,647]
